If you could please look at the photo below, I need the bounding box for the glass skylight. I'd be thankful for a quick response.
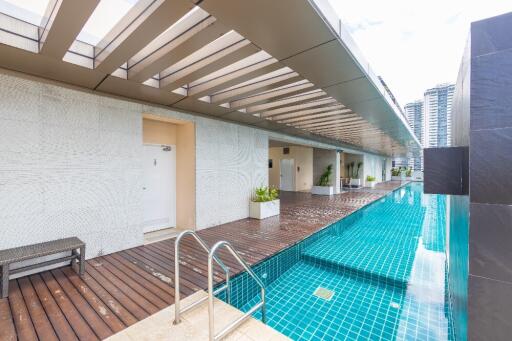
[0,0,51,26]
[76,0,138,46]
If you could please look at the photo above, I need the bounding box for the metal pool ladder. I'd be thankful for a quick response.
[173,231,267,341]
[173,230,230,325]
[208,240,266,341]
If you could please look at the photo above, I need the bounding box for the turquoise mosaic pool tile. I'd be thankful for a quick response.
[242,262,405,341]
[218,183,454,340]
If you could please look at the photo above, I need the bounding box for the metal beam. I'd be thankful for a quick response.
[128,17,229,82]
[297,117,365,129]
[312,125,378,135]
[39,0,100,59]
[187,56,282,98]
[260,98,337,118]
[229,81,314,109]
[245,90,327,113]
[266,104,343,121]
[288,113,359,127]
[277,108,352,123]
[160,40,259,90]
[308,124,373,134]
[210,70,300,104]
[95,0,192,74]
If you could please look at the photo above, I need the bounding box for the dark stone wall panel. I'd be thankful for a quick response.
[469,203,512,282]
[470,48,512,131]
[424,147,468,195]
[468,275,512,341]
[470,127,512,205]
[471,12,512,57]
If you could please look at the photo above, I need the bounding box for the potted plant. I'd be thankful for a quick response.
[349,161,363,187]
[311,164,334,195]
[391,167,402,181]
[249,186,280,219]
[366,175,376,188]
[405,167,413,181]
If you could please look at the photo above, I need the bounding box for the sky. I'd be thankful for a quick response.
[327,0,511,106]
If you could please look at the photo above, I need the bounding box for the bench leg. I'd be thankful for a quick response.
[79,246,85,276]
[1,265,8,299]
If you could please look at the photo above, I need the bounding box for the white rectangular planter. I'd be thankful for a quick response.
[391,176,403,181]
[366,181,376,188]
[349,179,362,187]
[311,186,334,195]
[249,199,280,219]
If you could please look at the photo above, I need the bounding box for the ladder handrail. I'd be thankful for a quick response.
[207,240,266,341]
[173,230,230,325]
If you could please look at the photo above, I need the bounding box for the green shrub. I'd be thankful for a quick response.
[366,175,376,182]
[253,186,279,202]
[405,167,413,177]
[391,168,401,176]
[317,164,333,186]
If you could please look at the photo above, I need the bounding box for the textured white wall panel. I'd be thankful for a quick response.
[0,73,144,258]
[194,120,268,229]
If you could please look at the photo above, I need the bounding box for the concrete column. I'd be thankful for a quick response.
[313,148,341,194]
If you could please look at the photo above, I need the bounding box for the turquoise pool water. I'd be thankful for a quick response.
[222,183,454,340]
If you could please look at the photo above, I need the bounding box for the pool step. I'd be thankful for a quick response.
[303,234,419,288]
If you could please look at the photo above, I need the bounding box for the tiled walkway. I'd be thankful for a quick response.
[0,181,406,341]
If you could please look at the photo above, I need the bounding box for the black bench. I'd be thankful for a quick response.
[0,237,85,298]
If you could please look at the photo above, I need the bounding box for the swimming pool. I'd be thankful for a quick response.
[219,183,454,340]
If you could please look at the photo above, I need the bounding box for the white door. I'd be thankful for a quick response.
[280,158,295,191]
[143,144,176,233]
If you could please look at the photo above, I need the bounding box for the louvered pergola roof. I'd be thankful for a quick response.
[0,0,421,156]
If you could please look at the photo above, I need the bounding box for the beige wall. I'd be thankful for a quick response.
[143,119,177,145]
[176,122,195,229]
[142,117,196,230]
[269,146,313,191]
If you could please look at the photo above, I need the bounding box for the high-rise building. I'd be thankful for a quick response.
[424,83,455,148]
[404,101,424,170]
[397,84,454,171]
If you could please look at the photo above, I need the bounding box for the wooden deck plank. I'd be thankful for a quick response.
[102,255,173,303]
[86,261,160,315]
[18,276,59,341]
[153,241,230,283]
[97,258,168,310]
[109,253,174,297]
[123,248,200,295]
[8,280,38,341]
[0,296,17,341]
[145,243,225,284]
[41,271,99,341]
[51,268,113,339]
[60,267,126,334]
[84,265,150,321]
[4,182,405,340]
[30,274,79,341]
[61,267,138,328]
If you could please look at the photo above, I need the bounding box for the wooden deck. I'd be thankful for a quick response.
[0,181,406,341]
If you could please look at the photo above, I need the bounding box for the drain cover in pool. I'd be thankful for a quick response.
[313,287,334,300]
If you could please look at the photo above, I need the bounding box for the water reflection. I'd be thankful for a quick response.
[396,190,453,340]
